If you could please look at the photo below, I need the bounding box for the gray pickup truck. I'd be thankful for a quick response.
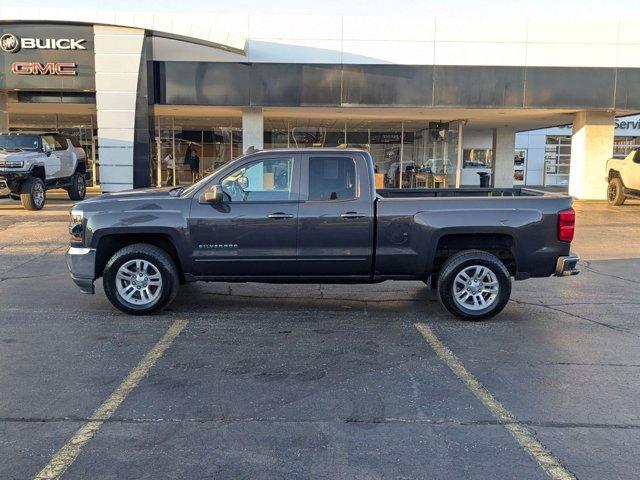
[66,148,579,320]
[0,132,87,210]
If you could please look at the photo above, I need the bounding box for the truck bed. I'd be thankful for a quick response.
[373,187,573,281]
[376,187,546,198]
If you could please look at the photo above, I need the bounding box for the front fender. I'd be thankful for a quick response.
[86,209,191,271]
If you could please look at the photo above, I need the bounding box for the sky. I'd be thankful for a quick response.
[9,0,640,19]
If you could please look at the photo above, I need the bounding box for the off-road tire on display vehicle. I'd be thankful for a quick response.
[607,177,626,206]
[66,171,87,201]
[20,177,46,211]
[103,243,180,315]
[437,250,512,321]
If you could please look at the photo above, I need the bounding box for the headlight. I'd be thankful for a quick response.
[0,160,24,168]
[69,209,84,242]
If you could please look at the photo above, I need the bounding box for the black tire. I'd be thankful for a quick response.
[67,171,86,201]
[20,177,46,211]
[103,243,180,315]
[437,250,511,321]
[607,177,626,206]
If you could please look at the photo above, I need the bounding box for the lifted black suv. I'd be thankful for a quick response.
[0,132,87,210]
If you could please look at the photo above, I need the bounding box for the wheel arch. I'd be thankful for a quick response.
[94,233,185,282]
[432,233,517,277]
[608,169,623,184]
[74,161,87,175]
[30,164,46,182]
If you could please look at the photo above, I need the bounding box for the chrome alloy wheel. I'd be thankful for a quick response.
[78,175,86,197]
[33,181,45,208]
[115,259,163,306]
[452,265,499,311]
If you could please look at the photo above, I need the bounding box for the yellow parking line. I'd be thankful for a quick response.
[34,319,188,480]
[414,323,575,480]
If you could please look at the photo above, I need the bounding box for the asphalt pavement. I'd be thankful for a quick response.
[0,192,639,479]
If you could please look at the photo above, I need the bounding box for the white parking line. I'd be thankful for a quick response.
[33,319,188,480]
[414,323,575,480]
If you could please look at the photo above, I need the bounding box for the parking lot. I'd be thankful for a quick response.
[0,192,639,480]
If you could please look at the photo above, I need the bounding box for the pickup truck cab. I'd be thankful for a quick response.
[0,132,87,210]
[66,148,579,320]
[606,150,640,205]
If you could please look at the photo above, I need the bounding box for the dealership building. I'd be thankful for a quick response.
[1,7,639,199]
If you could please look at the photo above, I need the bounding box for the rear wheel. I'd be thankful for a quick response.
[103,244,179,315]
[67,171,86,201]
[20,177,46,210]
[607,177,626,206]
[437,250,511,321]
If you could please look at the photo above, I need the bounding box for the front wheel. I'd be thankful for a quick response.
[103,244,179,315]
[437,250,511,321]
[607,177,626,206]
[20,177,46,210]
[67,171,86,201]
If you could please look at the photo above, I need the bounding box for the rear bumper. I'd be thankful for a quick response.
[554,253,580,276]
[66,246,96,294]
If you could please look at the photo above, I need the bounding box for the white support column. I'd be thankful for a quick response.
[0,92,8,132]
[491,126,516,188]
[94,25,145,192]
[455,121,463,188]
[568,111,615,200]
[242,107,263,153]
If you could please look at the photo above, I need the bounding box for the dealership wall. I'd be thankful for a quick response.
[3,8,640,196]
[516,114,640,186]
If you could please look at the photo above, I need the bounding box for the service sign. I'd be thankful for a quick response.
[0,24,95,91]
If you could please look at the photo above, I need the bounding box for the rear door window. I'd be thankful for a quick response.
[53,135,68,150]
[308,156,357,201]
[42,135,65,151]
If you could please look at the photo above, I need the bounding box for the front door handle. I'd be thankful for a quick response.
[341,212,365,219]
[267,212,294,219]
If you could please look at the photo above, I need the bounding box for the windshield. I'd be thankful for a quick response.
[0,135,40,151]
[180,154,248,197]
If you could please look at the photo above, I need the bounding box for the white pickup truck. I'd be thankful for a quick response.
[606,150,640,205]
[0,132,87,210]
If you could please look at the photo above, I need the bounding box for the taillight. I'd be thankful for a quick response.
[558,208,575,243]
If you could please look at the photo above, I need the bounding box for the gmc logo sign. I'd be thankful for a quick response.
[11,62,77,76]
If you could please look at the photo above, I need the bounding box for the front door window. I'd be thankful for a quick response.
[221,157,295,202]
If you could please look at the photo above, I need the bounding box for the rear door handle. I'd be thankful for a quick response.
[267,212,294,219]
[340,212,365,219]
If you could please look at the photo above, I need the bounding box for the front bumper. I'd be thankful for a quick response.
[66,246,96,294]
[0,171,30,195]
[554,253,580,276]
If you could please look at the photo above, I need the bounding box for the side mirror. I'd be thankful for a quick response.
[202,185,224,203]
[238,176,249,189]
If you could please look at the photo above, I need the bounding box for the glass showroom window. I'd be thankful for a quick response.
[261,118,460,189]
[544,135,571,186]
[463,148,493,168]
[613,136,640,158]
[153,116,242,187]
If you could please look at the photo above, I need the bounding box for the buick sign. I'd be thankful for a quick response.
[0,33,86,53]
